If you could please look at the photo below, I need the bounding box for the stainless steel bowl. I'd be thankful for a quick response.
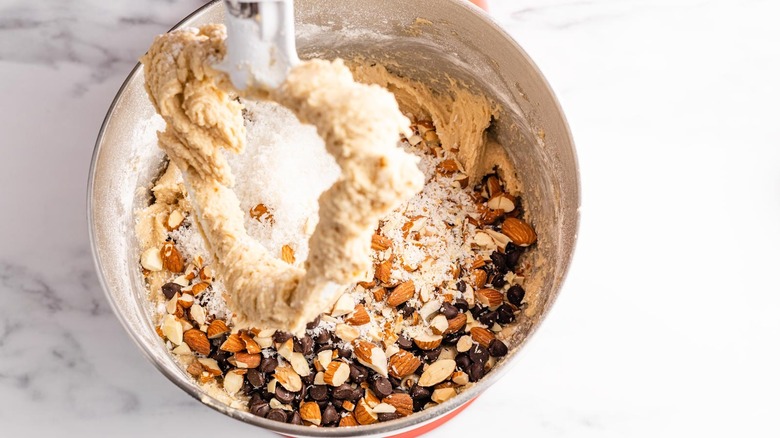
[88,0,579,436]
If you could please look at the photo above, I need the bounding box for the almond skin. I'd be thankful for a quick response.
[444,313,467,335]
[219,334,245,353]
[388,350,422,379]
[160,242,184,273]
[346,304,371,326]
[470,326,496,348]
[299,401,322,426]
[183,329,210,356]
[387,280,415,307]
[383,393,413,417]
[371,234,392,251]
[501,217,537,246]
[206,319,230,339]
[475,288,504,309]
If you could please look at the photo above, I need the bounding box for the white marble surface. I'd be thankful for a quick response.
[1,0,779,436]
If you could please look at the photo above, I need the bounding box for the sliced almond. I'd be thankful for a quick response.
[317,349,333,369]
[281,244,295,264]
[275,366,303,392]
[501,217,537,246]
[487,194,515,213]
[486,175,503,198]
[140,247,163,272]
[371,234,393,251]
[207,319,230,339]
[444,313,467,335]
[470,326,496,348]
[299,401,322,426]
[290,352,311,377]
[413,333,443,351]
[418,359,456,387]
[160,241,184,273]
[335,323,360,343]
[190,282,209,296]
[240,332,261,354]
[475,288,504,310]
[223,370,244,395]
[323,361,350,386]
[166,210,185,231]
[190,304,206,326]
[331,293,356,317]
[355,398,378,425]
[177,293,194,309]
[452,371,470,386]
[219,334,245,353]
[387,280,415,307]
[431,387,458,404]
[372,403,396,414]
[161,314,183,346]
[346,304,371,326]
[353,340,389,377]
[388,350,422,379]
[235,352,261,369]
[197,357,222,376]
[430,314,449,335]
[375,259,393,284]
[339,413,359,427]
[183,329,210,356]
[456,335,473,353]
[383,393,413,417]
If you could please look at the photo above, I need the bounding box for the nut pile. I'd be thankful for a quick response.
[143,119,537,427]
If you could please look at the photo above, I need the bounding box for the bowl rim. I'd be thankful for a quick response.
[87,0,580,435]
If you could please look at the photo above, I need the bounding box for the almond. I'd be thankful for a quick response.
[250,203,272,221]
[161,314,183,345]
[431,386,457,404]
[186,359,204,377]
[177,293,194,309]
[383,393,413,417]
[469,326,496,348]
[413,333,443,351]
[353,340,388,377]
[281,244,295,264]
[275,366,303,392]
[372,287,387,302]
[436,159,459,175]
[234,352,260,368]
[299,401,322,426]
[335,323,360,343]
[331,293,356,317]
[346,304,371,326]
[207,319,230,339]
[419,359,456,387]
[219,334,245,353]
[371,234,392,251]
[140,247,163,272]
[183,329,210,356]
[290,352,311,377]
[444,313,467,335]
[197,357,222,376]
[339,413,358,427]
[430,314,449,335]
[456,335,473,353]
[342,400,356,412]
[387,280,415,307]
[388,350,422,379]
[486,175,503,198]
[223,370,244,395]
[375,259,393,284]
[355,398,378,425]
[323,361,350,386]
[238,332,261,354]
[452,370,470,386]
[160,241,184,273]
[501,217,537,246]
[486,194,515,213]
[475,288,504,309]
[473,269,487,288]
[166,210,185,231]
[191,282,209,295]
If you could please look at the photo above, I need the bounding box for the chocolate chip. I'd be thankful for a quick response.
[289,410,302,425]
[294,335,314,355]
[413,399,426,412]
[266,408,288,423]
[507,284,525,306]
[453,299,469,312]
[333,384,359,401]
[309,385,329,401]
[315,330,332,345]
[301,373,315,386]
[456,281,466,293]
[410,384,431,401]
[273,330,293,344]
[275,385,295,404]
[478,310,498,326]
[470,305,487,319]
[496,304,515,324]
[468,361,485,381]
[419,346,441,362]
[161,282,181,300]
[455,352,472,371]
[248,395,270,417]
[332,398,344,409]
[322,404,339,426]
[489,339,509,357]
[469,344,489,364]
[504,242,523,268]
[349,363,368,383]
[441,302,459,319]
[397,336,414,350]
[260,356,278,373]
[371,376,393,398]
[388,375,402,388]
[306,315,321,330]
[490,251,508,273]
[443,333,462,345]
[400,303,415,317]
[338,346,351,358]
[491,275,507,288]
[246,369,266,388]
[378,412,401,422]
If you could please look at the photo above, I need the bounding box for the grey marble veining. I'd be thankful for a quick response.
[1,0,779,436]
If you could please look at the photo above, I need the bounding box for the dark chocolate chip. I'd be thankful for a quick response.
[507,284,526,306]
[260,356,278,373]
[491,275,507,288]
[322,404,339,426]
[161,282,181,300]
[419,346,442,362]
[338,346,351,358]
[496,304,515,324]
[400,303,415,317]
[371,376,393,398]
[489,339,509,357]
[478,310,498,326]
[397,336,414,350]
[306,315,321,330]
[273,330,293,344]
[468,361,485,381]
[441,302,459,319]
[309,385,329,402]
[289,410,303,425]
[301,373,315,386]
[266,408,288,423]
[453,299,469,312]
[331,398,344,409]
[315,330,332,345]
[456,281,466,293]
[275,385,295,404]
[332,384,359,401]
[248,395,270,417]
[378,412,401,422]
[505,242,523,268]
[388,375,402,388]
[246,369,266,388]
[469,344,489,364]
[490,251,508,273]
[455,352,472,371]
[349,363,368,383]
[410,384,431,401]
[294,335,314,355]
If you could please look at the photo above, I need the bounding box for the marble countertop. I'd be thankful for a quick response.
[2,0,778,436]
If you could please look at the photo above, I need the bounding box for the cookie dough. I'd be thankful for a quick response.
[141,25,424,334]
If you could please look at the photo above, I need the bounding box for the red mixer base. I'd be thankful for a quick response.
[387,398,477,438]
